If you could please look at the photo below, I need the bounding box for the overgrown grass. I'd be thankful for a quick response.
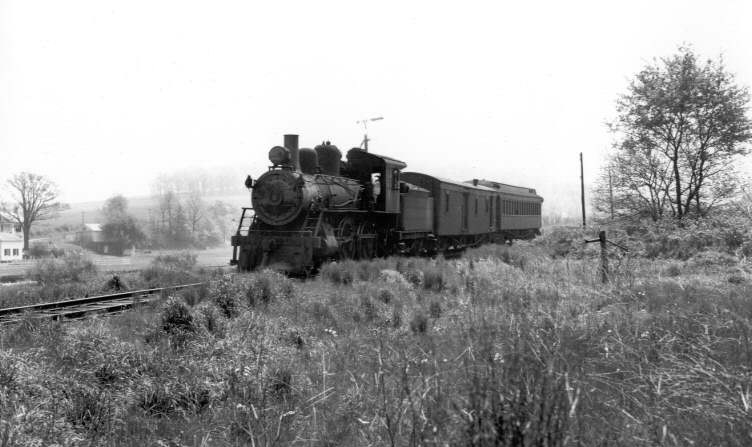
[2,234,752,445]
[0,251,209,308]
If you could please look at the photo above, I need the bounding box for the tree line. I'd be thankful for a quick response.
[0,172,237,254]
[146,190,235,249]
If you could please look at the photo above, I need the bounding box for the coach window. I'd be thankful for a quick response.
[474,198,478,215]
[445,192,450,212]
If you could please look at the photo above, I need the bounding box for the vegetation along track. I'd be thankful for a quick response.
[0,283,204,324]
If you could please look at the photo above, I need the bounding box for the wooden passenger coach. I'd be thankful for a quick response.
[401,173,543,245]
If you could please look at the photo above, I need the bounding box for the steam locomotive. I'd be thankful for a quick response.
[230,134,543,273]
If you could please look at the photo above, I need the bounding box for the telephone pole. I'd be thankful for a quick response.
[608,168,614,220]
[580,152,586,228]
[357,116,384,152]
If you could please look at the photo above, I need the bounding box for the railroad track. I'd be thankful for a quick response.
[0,283,204,324]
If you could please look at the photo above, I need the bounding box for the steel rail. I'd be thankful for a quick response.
[0,283,204,323]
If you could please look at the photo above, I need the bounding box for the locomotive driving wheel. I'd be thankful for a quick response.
[355,222,377,260]
[336,217,356,260]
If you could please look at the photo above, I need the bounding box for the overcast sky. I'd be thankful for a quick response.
[1,0,751,215]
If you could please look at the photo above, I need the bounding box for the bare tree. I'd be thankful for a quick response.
[0,172,61,251]
[602,46,752,220]
[185,190,205,235]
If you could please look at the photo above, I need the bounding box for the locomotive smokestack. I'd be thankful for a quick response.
[283,134,300,171]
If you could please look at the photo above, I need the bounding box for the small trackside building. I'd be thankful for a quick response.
[78,223,125,256]
[0,232,23,262]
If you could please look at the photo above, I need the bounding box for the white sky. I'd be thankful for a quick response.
[1,0,751,214]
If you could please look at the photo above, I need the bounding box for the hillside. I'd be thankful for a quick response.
[31,192,252,240]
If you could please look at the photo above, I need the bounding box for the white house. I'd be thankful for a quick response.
[0,232,23,262]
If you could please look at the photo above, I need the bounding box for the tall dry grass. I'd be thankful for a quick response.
[1,240,751,445]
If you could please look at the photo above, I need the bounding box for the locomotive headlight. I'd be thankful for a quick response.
[269,146,291,166]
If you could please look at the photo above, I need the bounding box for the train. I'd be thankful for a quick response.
[230,134,543,273]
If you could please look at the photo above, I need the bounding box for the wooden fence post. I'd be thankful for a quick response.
[599,230,608,284]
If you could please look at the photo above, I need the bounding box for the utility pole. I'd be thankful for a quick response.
[357,116,384,152]
[608,168,614,220]
[580,152,586,228]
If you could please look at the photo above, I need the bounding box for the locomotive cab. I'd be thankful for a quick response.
[346,148,406,213]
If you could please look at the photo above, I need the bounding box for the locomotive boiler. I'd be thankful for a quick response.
[231,133,544,273]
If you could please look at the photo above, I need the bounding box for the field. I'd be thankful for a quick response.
[30,192,250,240]
[0,247,232,279]
[1,226,751,445]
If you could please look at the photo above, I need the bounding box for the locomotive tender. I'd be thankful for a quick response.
[230,134,543,273]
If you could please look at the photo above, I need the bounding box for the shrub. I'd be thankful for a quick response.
[376,288,395,304]
[64,383,117,434]
[193,301,227,337]
[728,273,746,284]
[403,269,424,288]
[662,262,682,277]
[208,275,245,318]
[159,297,196,334]
[429,300,442,319]
[139,380,177,416]
[308,301,338,328]
[28,241,65,259]
[140,252,198,285]
[320,262,355,285]
[409,312,429,334]
[26,252,97,285]
[269,368,293,397]
[636,216,751,259]
[247,270,294,306]
[0,352,18,390]
[390,307,403,328]
[422,266,445,291]
[533,227,588,258]
[378,269,411,288]
[689,250,738,268]
[152,252,197,271]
